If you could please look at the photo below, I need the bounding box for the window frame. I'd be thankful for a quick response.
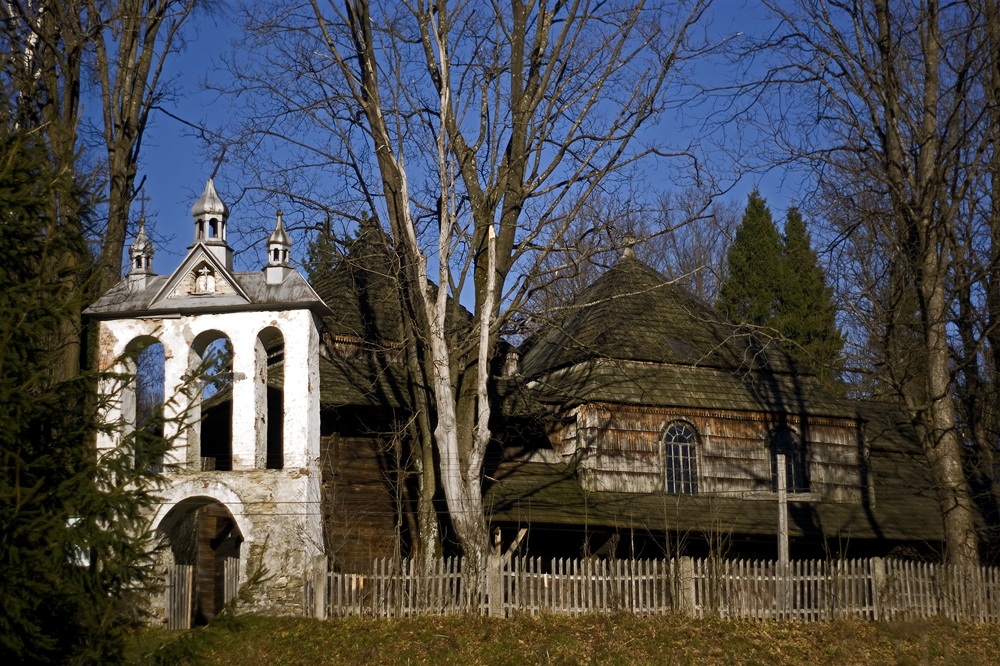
[662,421,699,495]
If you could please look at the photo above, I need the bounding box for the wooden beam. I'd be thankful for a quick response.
[502,527,529,566]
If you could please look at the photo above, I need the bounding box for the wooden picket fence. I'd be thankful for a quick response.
[502,557,679,615]
[321,556,1000,621]
[326,556,483,617]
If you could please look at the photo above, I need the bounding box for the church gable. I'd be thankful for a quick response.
[150,246,250,308]
[174,261,233,297]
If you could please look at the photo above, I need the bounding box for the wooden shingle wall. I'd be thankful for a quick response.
[575,404,863,502]
[320,433,400,570]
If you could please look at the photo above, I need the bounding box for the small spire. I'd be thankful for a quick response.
[190,178,233,269]
[128,216,155,286]
[191,178,229,220]
[265,209,293,284]
[268,210,291,250]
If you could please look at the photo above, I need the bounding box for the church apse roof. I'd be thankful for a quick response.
[515,256,857,417]
[520,256,795,378]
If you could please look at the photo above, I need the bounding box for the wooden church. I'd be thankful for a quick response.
[86,181,947,621]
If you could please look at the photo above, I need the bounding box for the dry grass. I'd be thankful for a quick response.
[130,614,1000,665]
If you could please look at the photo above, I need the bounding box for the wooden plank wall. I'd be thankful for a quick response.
[320,433,401,570]
[166,564,194,630]
[577,405,863,502]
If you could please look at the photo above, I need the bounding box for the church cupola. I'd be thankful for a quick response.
[265,210,293,284]
[128,216,155,288]
[191,178,232,269]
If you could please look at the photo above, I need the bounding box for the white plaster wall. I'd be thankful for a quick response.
[151,469,319,615]
[95,307,325,615]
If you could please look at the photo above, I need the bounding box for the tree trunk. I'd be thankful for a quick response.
[917,226,979,566]
[872,0,979,566]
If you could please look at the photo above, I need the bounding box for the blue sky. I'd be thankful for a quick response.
[131,11,238,271]
[130,0,804,278]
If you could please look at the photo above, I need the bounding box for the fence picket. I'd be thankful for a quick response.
[317,555,1000,621]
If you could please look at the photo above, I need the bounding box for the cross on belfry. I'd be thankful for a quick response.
[135,188,151,218]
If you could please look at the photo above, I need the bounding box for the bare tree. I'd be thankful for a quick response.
[2,0,93,380]
[91,0,199,293]
[1,0,199,295]
[750,0,998,566]
[516,186,734,339]
[651,188,737,303]
[223,0,710,561]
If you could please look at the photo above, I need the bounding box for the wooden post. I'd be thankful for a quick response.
[679,556,696,616]
[777,453,789,617]
[871,556,886,621]
[313,555,328,620]
[488,527,503,617]
[777,453,789,566]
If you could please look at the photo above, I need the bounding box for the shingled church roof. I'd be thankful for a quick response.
[516,256,859,418]
[520,256,796,377]
[311,222,403,342]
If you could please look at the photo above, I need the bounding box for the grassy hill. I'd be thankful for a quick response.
[132,614,1000,665]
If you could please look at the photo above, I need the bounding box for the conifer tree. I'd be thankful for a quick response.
[717,189,785,327]
[0,128,166,664]
[305,223,340,285]
[778,207,845,383]
[718,193,844,383]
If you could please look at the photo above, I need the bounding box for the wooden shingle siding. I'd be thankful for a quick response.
[320,433,399,570]
[576,404,863,502]
[545,416,578,456]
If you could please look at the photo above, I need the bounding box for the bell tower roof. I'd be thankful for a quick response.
[190,178,233,269]
[265,210,293,284]
[131,216,154,258]
[268,210,291,249]
[128,216,155,287]
[191,178,229,219]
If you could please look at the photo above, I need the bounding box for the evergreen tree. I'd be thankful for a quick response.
[778,207,845,383]
[0,128,166,664]
[305,221,340,285]
[718,192,844,383]
[717,189,785,326]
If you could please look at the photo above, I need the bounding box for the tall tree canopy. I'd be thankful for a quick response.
[777,206,844,383]
[1,0,199,295]
[718,192,844,383]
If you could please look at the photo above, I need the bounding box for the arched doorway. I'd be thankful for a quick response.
[159,497,242,626]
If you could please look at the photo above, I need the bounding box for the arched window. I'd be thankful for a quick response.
[190,331,234,471]
[770,429,808,493]
[124,336,165,471]
[256,327,284,470]
[663,422,698,494]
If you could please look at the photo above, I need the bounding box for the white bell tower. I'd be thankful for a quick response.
[87,180,332,618]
